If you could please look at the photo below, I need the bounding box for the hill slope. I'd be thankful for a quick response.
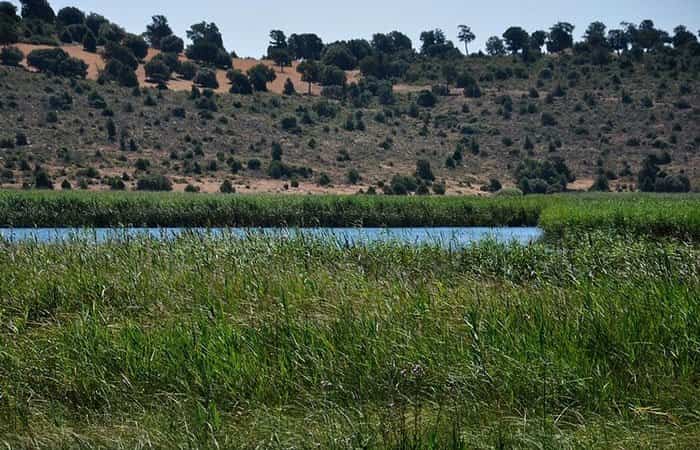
[0,51,698,194]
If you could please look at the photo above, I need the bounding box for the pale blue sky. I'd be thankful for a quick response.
[10,0,700,57]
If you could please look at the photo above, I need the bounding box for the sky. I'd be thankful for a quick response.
[9,0,700,57]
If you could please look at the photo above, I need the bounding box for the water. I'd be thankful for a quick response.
[0,227,543,247]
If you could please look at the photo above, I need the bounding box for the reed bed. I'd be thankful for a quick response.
[1,232,698,448]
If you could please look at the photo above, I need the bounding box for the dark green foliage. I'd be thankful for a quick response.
[637,154,691,193]
[145,15,172,49]
[123,34,149,60]
[515,157,573,194]
[416,90,437,107]
[283,78,295,95]
[160,34,184,54]
[136,174,172,191]
[387,174,419,195]
[82,30,97,52]
[0,46,23,66]
[56,6,84,26]
[219,179,234,193]
[27,48,88,78]
[287,33,324,60]
[33,169,53,189]
[144,59,172,85]
[320,65,346,86]
[177,61,198,80]
[103,42,138,70]
[20,0,55,22]
[280,116,300,133]
[247,64,276,91]
[317,172,331,186]
[227,69,252,94]
[194,69,219,89]
[415,159,435,181]
[589,174,610,192]
[321,43,357,70]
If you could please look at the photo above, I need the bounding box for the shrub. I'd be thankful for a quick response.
[34,170,53,189]
[194,69,219,89]
[219,180,235,193]
[283,78,296,95]
[347,168,361,184]
[541,112,557,126]
[247,159,261,170]
[27,48,88,78]
[416,90,437,107]
[123,34,149,60]
[160,35,184,54]
[144,59,172,85]
[136,174,172,191]
[318,172,331,186]
[103,42,138,70]
[177,61,198,80]
[61,179,71,190]
[415,159,435,181]
[82,31,97,52]
[387,175,418,195]
[589,174,610,192]
[227,70,252,94]
[247,64,276,91]
[0,46,23,66]
[280,116,300,133]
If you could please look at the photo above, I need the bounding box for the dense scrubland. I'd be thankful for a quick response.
[0,1,699,193]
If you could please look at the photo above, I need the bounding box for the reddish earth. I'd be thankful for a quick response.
[15,44,360,96]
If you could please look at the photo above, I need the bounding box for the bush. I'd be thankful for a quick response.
[144,59,172,85]
[541,112,557,126]
[318,172,331,186]
[82,31,97,52]
[123,34,149,60]
[247,64,276,91]
[194,69,219,89]
[177,61,198,80]
[283,78,296,95]
[387,175,418,195]
[34,170,53,189]
[227,69,252,94]
[347,168,361,184]
[515,157,573,194]
[103,42,138,70]
[416,90,437,107]
[247,159,261,170]
[219,180,235,193]
[136,174,172,191]
[280,116,300,133]
[160,35,184,54]
[27,48,88,78]
[0,46,23,66]
[415,159,435,181]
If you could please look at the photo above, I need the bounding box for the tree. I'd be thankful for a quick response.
[0,2,18,18]
[503,27,529,54]
[415,159,435,181]
[85,13,108,36]
[185,22,231,68]
[442,63,458,88]
[144,15,172,49]
[457,25,475,55]
[269,47,291,72]
[547,22,575,53]
[297,59,321,94]
[227,69,252,94]
[98,22,126,44]
[371,31,412,54]
[635,20,661,50]
[607,29,629,54]
[82,30,97,52]
[160,34,184,53]
[123,34,149,60]
[187,21,224,48]
[103,42,138,70]
[0,46,23,66]
[485,36,506,56]
[457,25,476,55]
[27,48,87,77]
[287,33,324,60]
[584,21,607,47]
[56,6,84,26]
[672,25,697,48]
[530,30,547,51]
[420,29,458,58]
[247,64,276,91]
[194,68,219,89]
[283,78,295,95]
[0,15,18,46]
[269,29,287,49]
[144,59,171,84]
[320,64,346,86]
[321,43,357,70]
[20,0,55,22]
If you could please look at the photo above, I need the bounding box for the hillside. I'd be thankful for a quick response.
[0,3,698,194]
[1,53,698,194]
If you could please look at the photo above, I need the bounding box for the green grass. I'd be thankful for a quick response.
[1,232,699,448]
[1,190,700,238]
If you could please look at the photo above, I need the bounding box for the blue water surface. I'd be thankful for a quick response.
[0,227,543,247]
